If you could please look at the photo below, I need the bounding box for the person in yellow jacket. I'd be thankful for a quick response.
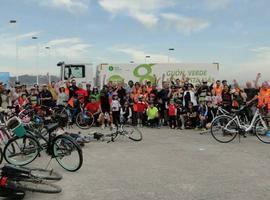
[48,81,58,103]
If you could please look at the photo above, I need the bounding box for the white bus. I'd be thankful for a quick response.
[57,62,95,87]
[97,63,219,87]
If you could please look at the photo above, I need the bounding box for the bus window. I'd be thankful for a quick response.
[64,65,85,80]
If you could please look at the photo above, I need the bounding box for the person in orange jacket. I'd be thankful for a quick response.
[258,81,270,114]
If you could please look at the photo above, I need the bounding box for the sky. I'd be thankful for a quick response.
[0,0,270,83]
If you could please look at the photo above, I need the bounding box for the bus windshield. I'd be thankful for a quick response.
[64,65,85,80]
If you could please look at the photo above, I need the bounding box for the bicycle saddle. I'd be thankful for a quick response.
[44,123,59,133]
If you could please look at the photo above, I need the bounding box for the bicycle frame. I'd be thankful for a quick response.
[26,128,55,157]
[216,107,230,116]
[225,108,263,132]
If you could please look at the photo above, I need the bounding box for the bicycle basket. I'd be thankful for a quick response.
[6,117,26,138]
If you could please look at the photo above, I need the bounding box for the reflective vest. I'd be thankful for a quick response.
[213,86,223,96]
[68,97,74,108]
[258,88,270,110]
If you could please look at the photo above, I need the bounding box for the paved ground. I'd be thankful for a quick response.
[5,127,270,200]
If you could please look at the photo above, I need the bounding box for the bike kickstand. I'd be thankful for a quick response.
[45,157,53,170]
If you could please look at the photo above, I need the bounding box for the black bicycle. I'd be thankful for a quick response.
[0,164,62,196]
[3,123,83,172]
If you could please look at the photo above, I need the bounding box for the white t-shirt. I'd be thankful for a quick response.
[111,100,121,112]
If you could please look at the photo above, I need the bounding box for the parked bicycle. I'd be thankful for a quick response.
[211,101,270,143]
[3,118,83,172]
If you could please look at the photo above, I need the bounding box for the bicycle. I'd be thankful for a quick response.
[75,104,95,129]
[91,124,143,142]
[0,164,62,195]
[3,119,83,172]
[211,103,270,143]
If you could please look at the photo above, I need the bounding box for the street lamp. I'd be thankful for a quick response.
[45,46,51,83]
[10,20,19,81]
[168,48,175,63]
[145,56,150,63]
[32,36,39,85]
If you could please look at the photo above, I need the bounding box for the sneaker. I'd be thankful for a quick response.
[101,124,105,129]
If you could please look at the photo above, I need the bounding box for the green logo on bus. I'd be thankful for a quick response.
[108,66,114,71]
[133,64,155,84]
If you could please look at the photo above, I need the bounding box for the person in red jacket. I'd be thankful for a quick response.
[136,95,148,126]
[168,99,177,129]
[75,83,88,105]
[85,97,101,126]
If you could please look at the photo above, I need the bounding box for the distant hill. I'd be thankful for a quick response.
[10,75,60,86]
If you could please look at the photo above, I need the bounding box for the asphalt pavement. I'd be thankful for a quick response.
[4,127,270,200]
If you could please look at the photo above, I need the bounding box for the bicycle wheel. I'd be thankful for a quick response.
[53,107,69,126]
[6,179,62,194]
[255,116,270,144]
[4,136,39,166]
[211,115,238,143]
[0,128,15,153]
[29,168,63,181]
[75,111,94,129]
[122,125,143,141]
[53,135,83,172]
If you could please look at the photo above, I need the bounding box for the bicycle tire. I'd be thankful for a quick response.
[53,107,69,124]
[255,116,270,144]
[52,135,83,172]
[75,111,94,129]
[123,125,143,141]
[0,128,15,153]
[3,135,39,166]
[210,115,238,143]
[29,168,63,181]
[6,179,62,194]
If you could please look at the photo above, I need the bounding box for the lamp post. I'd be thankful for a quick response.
[32,36,39,85]
[45,46,51,83]
[10,20,19,81]
[145,56,150,63]
[168,48,174,63]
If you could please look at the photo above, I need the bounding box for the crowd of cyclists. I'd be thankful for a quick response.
[0,72,269,131]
